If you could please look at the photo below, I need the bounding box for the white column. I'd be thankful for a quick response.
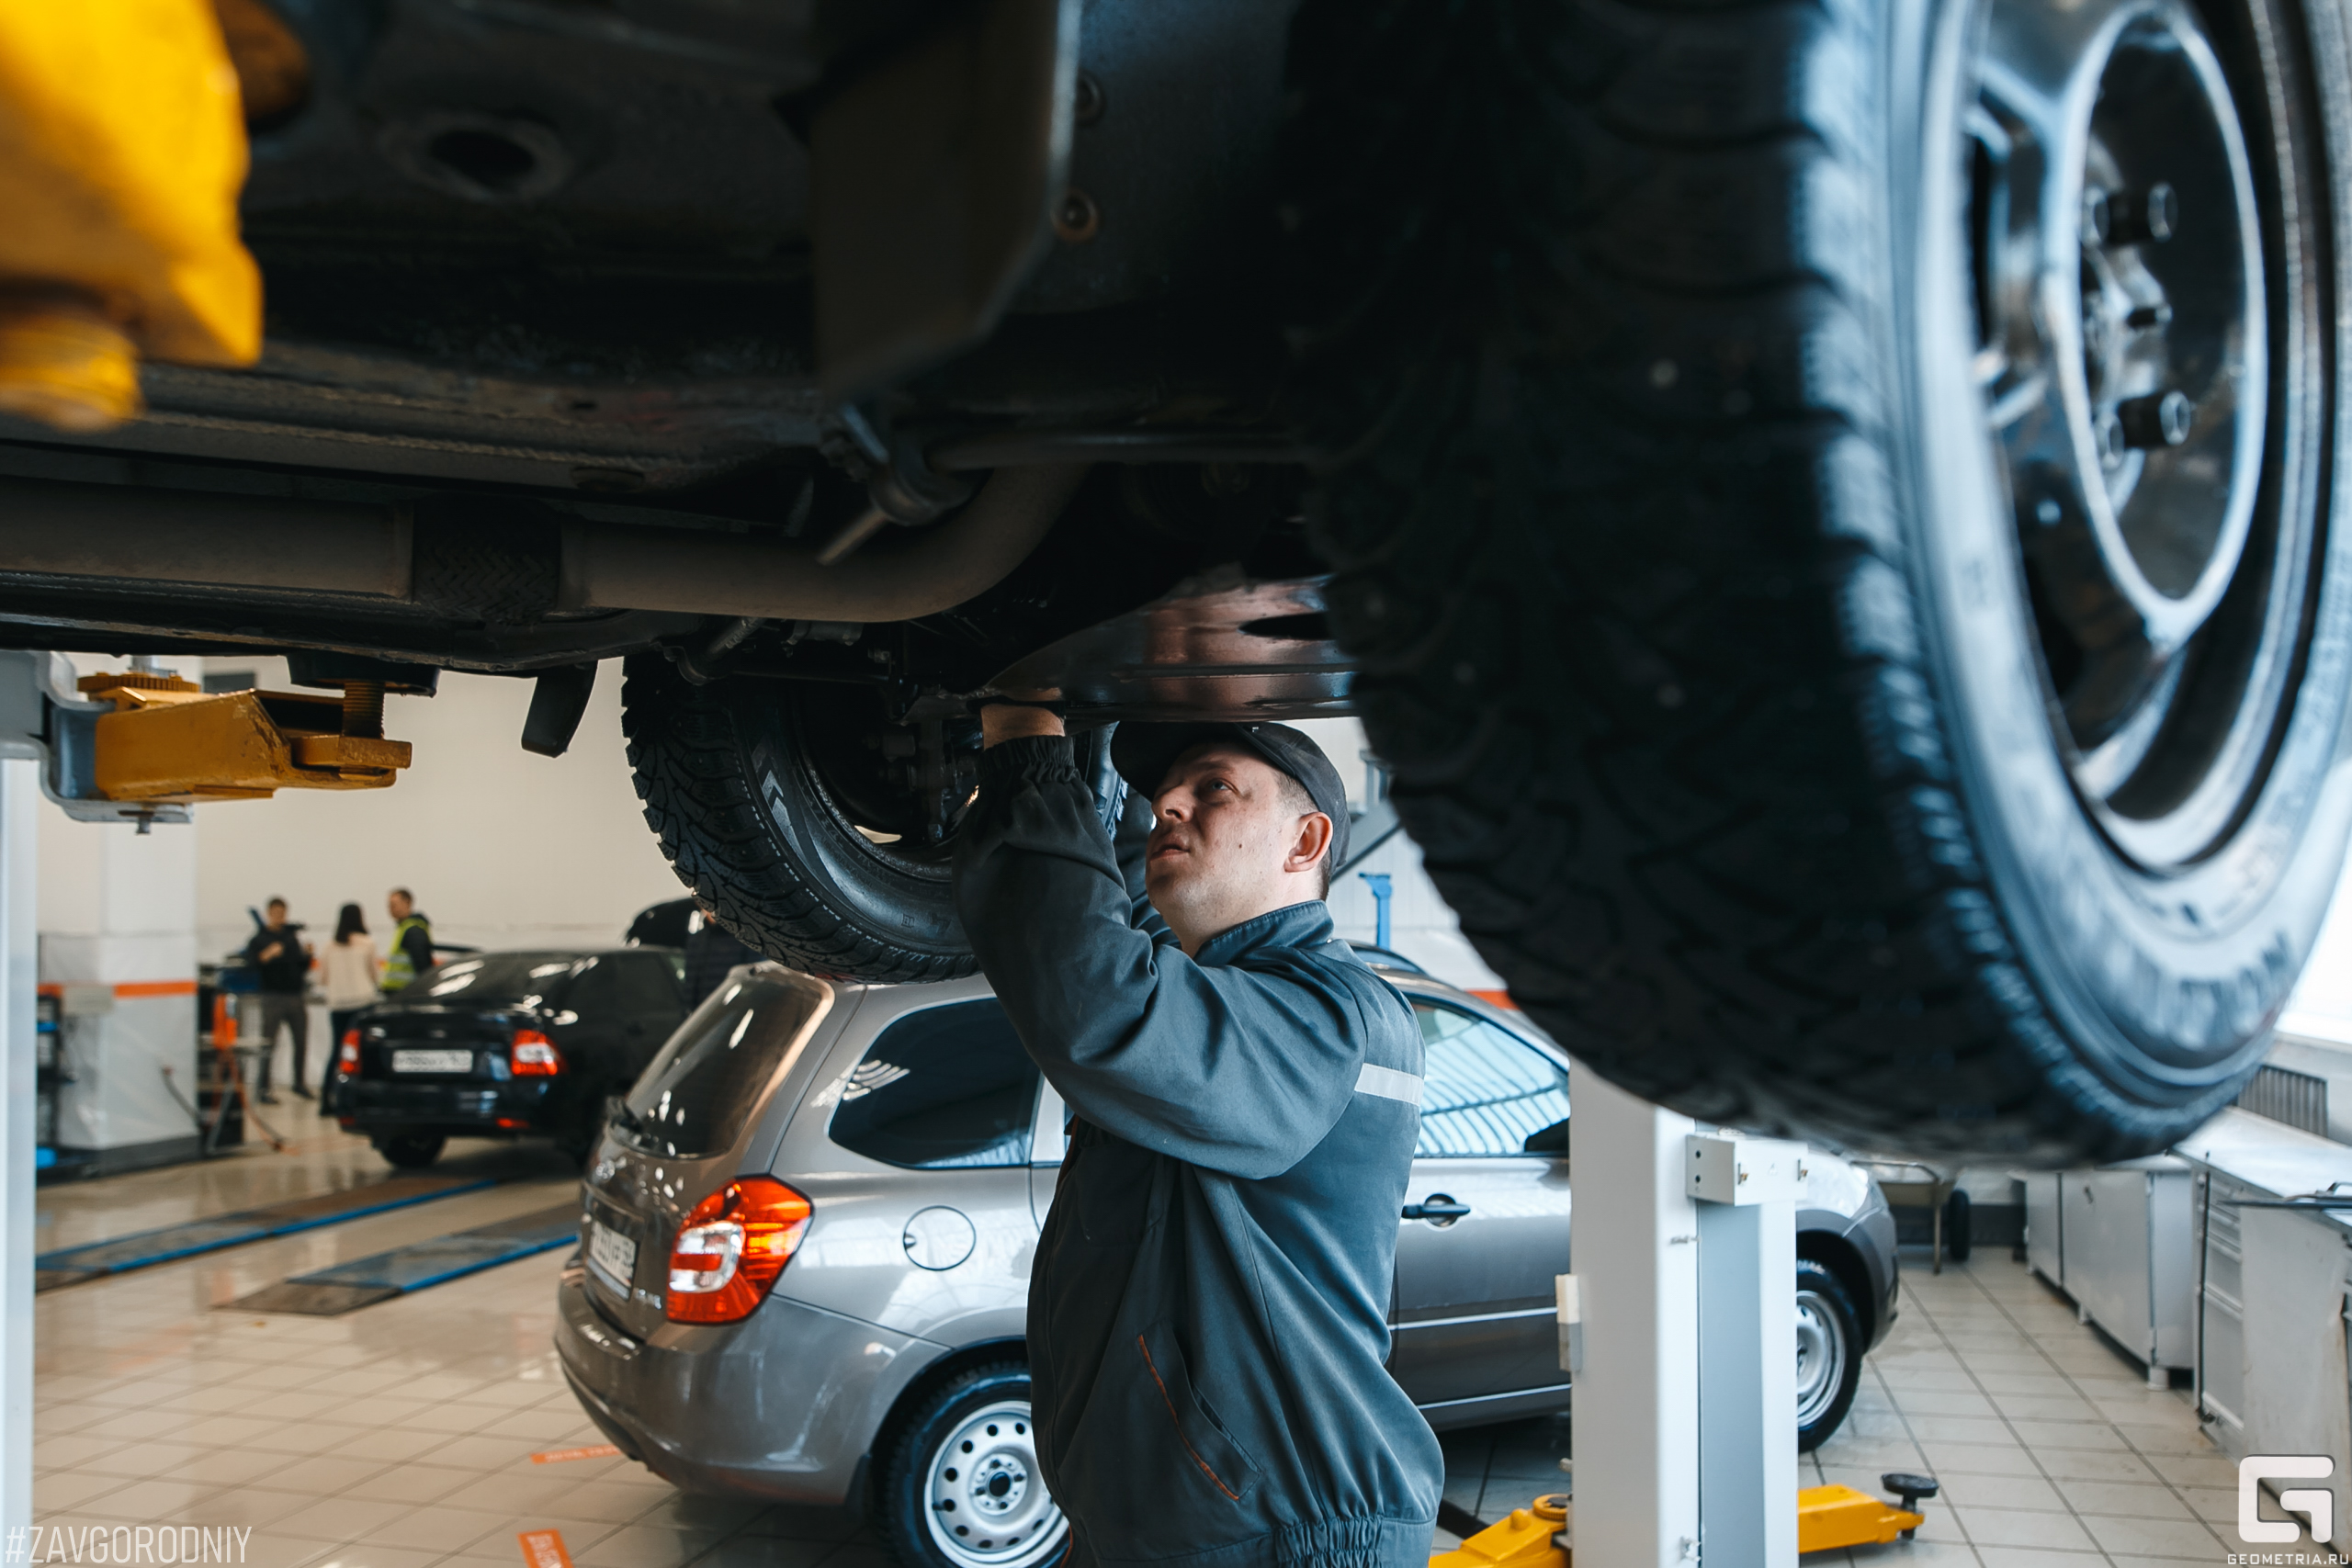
[41,805,199,1161]
[1569,1063,1702,1567]
[2,758,40,1537]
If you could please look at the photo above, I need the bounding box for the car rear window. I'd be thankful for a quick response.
[619,974,831,1158]
[827,999,1038,1170]
[405,952,582,1006]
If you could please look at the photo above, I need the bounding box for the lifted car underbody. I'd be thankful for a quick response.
[0,0,1318,731]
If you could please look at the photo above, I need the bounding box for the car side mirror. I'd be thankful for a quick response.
[1522,1119,1569,1156]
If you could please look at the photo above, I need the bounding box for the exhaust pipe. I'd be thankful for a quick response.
[0,464,1090,622]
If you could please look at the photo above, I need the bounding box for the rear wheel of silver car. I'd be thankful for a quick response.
[1795,1258,1863,1452]
[878,1363,1069,1568]
[1284,0,2352,1162]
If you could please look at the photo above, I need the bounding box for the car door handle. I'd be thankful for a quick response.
[1401,1194,1470,1224]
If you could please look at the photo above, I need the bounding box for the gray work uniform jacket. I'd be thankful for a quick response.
[952,736,1442,1568]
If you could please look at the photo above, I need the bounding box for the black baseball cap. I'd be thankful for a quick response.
[1109,722,1351,865]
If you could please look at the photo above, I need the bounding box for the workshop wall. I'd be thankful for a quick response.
[185,656,682,964]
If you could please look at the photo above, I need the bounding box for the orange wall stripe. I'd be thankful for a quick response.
[1468,988,1520,1011]
[37,978,199,998]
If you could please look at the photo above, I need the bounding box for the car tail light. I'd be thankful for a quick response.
[336,1030,360,1074]
[665,1178,810,1324]
[510,1028,560,1076]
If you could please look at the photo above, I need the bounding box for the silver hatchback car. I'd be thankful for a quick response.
[555,953,1898,1568]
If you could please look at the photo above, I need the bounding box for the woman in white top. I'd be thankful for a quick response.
[319,902,381,1115]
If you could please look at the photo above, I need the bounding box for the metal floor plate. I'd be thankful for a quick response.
[34,1174,497,1291]
[228,1202,582,1315]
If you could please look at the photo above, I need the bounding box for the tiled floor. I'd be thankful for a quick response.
[32,1133,884,1568]
[34,1141,2278,1568]
[1442,1253,2272,1566]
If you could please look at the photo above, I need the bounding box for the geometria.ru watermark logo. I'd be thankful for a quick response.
[3,1527,253,1563]
[2230,1455,2341,1566]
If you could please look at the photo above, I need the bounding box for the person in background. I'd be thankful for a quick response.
[682,902,760,1008]
[243,898,313,1103]
[382,888,435,993]
[320,902,379,1115]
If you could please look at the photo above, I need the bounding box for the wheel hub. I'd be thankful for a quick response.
[924,1400,1066,1568]
[1794,1291,1846,1427]
[1969,0,2269,855]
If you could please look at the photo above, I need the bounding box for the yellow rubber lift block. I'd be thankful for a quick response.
[82,670,413,803]
[1430,1495,1568,1568]
[1432,1474,1938,1566]
[1796,1473,1937,1554]
[0,0,263,431]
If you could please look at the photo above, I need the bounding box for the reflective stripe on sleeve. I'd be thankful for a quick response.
[1354,1063,1424,1106]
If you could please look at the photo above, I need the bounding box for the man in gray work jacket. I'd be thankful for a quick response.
[953,706,1442,1568]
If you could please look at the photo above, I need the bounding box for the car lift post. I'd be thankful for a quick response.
[1566,1066,1803,1568]
[1449,1069,1929,1565]
[1,750,38,1540]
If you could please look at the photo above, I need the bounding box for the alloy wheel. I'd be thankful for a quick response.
[1967,0,2286,868]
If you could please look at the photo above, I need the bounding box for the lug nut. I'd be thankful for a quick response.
[2097,411,2128,468]
[1053,187,1101,243]
[2081,188,2111,246]
[2108,183,2177,244]
[2126,302,2174,331]
[2118,389,2193,448]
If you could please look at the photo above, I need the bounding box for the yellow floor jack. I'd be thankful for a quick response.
[1431,1472,1938,1566]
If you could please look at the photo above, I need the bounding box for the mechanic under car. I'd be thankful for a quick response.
[952,705,1443,1568]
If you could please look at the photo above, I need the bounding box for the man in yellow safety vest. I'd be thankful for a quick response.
[381,887,435,993]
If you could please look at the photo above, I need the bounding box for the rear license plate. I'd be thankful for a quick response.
[587,1221,638,1289]
[391,1048,473,1074]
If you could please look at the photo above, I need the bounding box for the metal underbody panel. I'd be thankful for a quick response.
[991,570,1353,722]
[0,0,1321,721]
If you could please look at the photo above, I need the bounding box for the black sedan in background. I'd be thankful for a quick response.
[331,947,687,1168]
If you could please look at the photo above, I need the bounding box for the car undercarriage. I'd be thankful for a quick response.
[7,0,2352,1162]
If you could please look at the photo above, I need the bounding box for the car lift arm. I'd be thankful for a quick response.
[0,651,419,829]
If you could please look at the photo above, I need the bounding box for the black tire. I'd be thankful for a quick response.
[373,1133,444,1169]
[876,1361,1070,1568]
[1944,1190,1973,1265]
[623,656,1125,983]
[1795,1257,1863,1452]
[1283,0,2352,1161]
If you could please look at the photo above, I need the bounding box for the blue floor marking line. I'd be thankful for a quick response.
[34,1175,498,1288]
[230,1202,582,1315]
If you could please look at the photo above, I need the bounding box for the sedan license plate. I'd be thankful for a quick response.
[390,1048,473,1074]
[587,1221,638,1289]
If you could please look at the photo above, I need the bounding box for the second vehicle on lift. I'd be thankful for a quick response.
[330,945,687,1168]
[554,953,1898,1568]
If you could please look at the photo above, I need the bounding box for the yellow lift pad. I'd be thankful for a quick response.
[1430,1495,1568,1568]
[1430,1480,1932,1566]
[1796,1484,1928,1552]
[83,671,412,803]
[0,0,263,429]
